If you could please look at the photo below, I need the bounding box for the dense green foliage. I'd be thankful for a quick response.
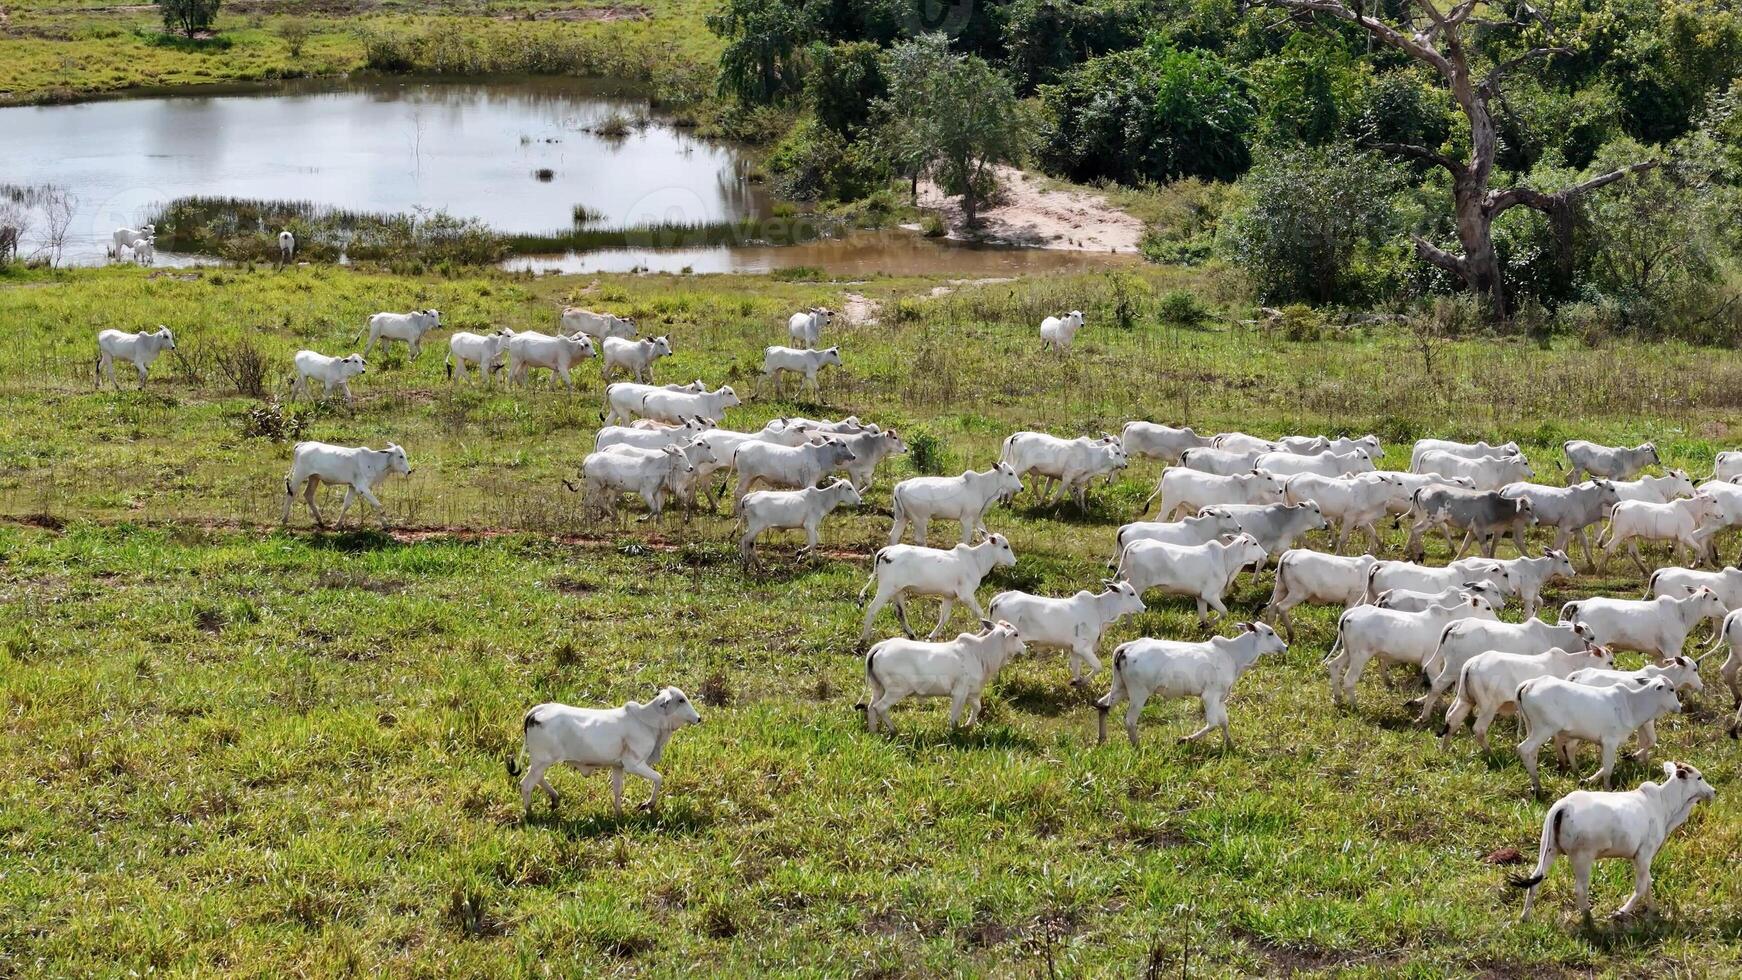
[156,0,220,38]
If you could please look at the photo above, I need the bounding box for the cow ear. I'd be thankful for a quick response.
[1235,621,1254,633]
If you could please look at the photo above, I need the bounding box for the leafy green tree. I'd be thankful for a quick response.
[708,0,817,104]
[805,40,885,134]
[1001,0,1152,92]
[1037,39,1253,185]
[1251,32,1363,147]
[158,0,220,37]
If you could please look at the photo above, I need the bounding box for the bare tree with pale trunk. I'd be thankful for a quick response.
[1264,0,1657,319]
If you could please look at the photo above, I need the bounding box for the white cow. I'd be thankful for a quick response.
[988,580,1146,685]
[1569,660,1706,765]
[888,464,1025,546]
[861,622,1026,732]
[1699,608,1742,720]
[1415,450,1536,491]
[130,238,155,265]
[111,224,154,257]
[95,326,176,387]
[1374,582,1507,613]
[1152,470,1285,521]
[600,335,672,383]
[1510,762,1716,922]
[787,307,833,348]
[560,308,636,340]
[1262,550,1378,642]
[506,331,596,389]
[1283,472,1393,553]
[1039,310,1086,351]
[1095,622,1287,748]
[639,385,741,425]
[568,444,697,522]
[731,438,858,506]
[1115,533,1268,626]
[858,534,1018,643]
[278,229,295,264]
[1515,676,1682,794]
[1485,550,1579,619]
[291,350,366,402]
[509,687,702,814]
[280,441,412,528]
[762,346,842,395]
[1114,511,1244,554]
[1438,646,1618,751]
[1563,440,1660,483]
[1609,470,1696,504]
[594,418,714,453]
[1559,588,1727,662]
[363,309,442,357]
[1409,438,1520,472]
[1120,422,1213,463]
[1650,565,1742,612]
[737,479,861,561]
[446,330,510,383]
[1363,558,1513,604]
[1327,597,1498,707]
[602,380,706,426]
[831,429,908,490]
[1602,495,1721,574]
[1416,618,1595,723]
[1717,451,1742,482]
[1177,447,1266,477]
[1255,449,1375,478]
[1000,431,1128,507]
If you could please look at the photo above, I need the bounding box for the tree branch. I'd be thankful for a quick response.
[1479,47,1571,97]
[1263,0,1453,76]
[1369,141,1461,175]
[1410,234,1467,276]
[1487,161,1660,215]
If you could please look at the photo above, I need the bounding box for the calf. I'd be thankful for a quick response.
[291,350,366,403]
[600,335,672,383]
[888,465,1024,546]
[1121,422,1212,463]
[111,224,154,257]
[1439,646,1617,751]
[506,331,595,389]
[1569,660,1706,763]
[1602,495,1721,574]
[1560,589,1727,662]
[602,380,705,426]
[568,444,696,523]
[446,330,509,383]
[1263,550,1377,642]
[1369,471,1477,519]
[1255,449,1375,478]
[509,687,701,815]
[1114,511,1243,554]
[1515,676,1682,794]
[640,384,741,425]
[732,437,858,508]
[1404,486,1534,560]
[281,441,412,528]
[787,307,833,348]
[363,309,441,358]
[1039,310,1085,351]
[1716,450,1742,482]
[1415,450,1536,491]
[594,417,714,453]
[1485,550,1579,620]
[1095,622,1287,748]
[861,622,1026,732]
[1375,582,1507,613]
[277,229,294,264]
[1610,470,1696,504]
[1564,440,1659,484]
[1365,558,1512,603]
[1328,597,1497,707]
[1152,470,1285,521]
[762,345,841,395]
[95,326,176,387]
[560,307,636,340]
[1001,431,1128,507]
[1509,762,1716,921]
[738,479,861,561]
[989,581,1145,685]
[1115,533,1268,626]
[1178,446,1265,477]
[1649,564,1742,611]
[832,429,908,491]
[1284,472,1392,553]
[1410,438,1521,472]
[858,534,1017,643]
[1499,480,1618,569]
[1417,618,1595,723]
[1198,501,1327,564]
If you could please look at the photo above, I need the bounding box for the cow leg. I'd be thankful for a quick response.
[609,766,626,816]
[1577,527,1597,571]
[622,757,662,811]
[1438,698,1471,749]
[1275,603,1297,645]
[1470,704,1501,751]
[99,353,116,387]
[1617,852,1656,917]
[1584,738,1621,788]
[1069,641,1101,686]
[800,522,820,556]
[1517,729,1550,795]
[1511,522,1531,558]
[947,685,971,728]
[1415,677,1450,725]
[134,361,149,387]
[301,476,325,527]
[334,488,357,528]
[281,477,301,524]
[869,692,901,734]
[518,759,554,811]
[1569,852,1596,922]
[888,594,915,639]
[1123,691,1148,747]
[1339,649,1372,705]
[1628,541,1648,577]
[355,485,388,526]
[929,597,956,640]
[1631,719,1657,762]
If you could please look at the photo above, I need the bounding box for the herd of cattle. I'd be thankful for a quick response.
[91,303,1732,923]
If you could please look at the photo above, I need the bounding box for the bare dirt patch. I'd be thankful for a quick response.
[496,4,648,21]
[917,166,1144,253]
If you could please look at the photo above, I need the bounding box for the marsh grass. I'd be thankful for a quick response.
[3,263,1742,972]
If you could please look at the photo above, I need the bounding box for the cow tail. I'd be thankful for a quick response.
[506,708,539,778]
[1509,803,1565,889]
[1362,562,1383,604]
[1322,613,1346,664]
[444,352,453,379]
[1267,553,1291,610]
[859,550,889,601]
[1645,567,1662,599]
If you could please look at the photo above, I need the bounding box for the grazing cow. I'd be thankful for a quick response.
[1438,646,1617,751]
[1564,440,1660,484]
[363,309,442,358]
[1609,470,1696,504]
[1178,447,1266,477]
[600,335,672,383]
[595,418,714,453]
[1152,469,1285,521]
[1602,495,1722,574]
[1374,582,1507,613]
[568,444,699,522]
[1369,471,1477,519]
[1560,589,1727,662]
[762,346,842,395]
[1515,676,1682,794]
[509,687,702,815]
[1121,422,1213,463]
[602,380,706,426]
[1404,486,1535,560]
[1485,550,1579,619]
[731,437,858,508]
[1717,451,1742,482]
[1198,501,1327,564]
[1651,564,1742,612]
[291,350,366,403]
[1095,622,1287,748]
[1001,432,1128,507]
[828,429,907,491]
[859,534,1018,642]
[1364,558,1513,603]
[1115,533,1268,626]
[861,622,1026,732]
[888,464,1025,546]
[505,331,595,389]
[737,479,861,561]
[446,330,510,383]
[1416,618,1595,723]
[1114,511,1244,554]
[1415,450,1536,491]
[1040,310,1086,351]
[111,224,155,257]
[989,580,1145,685]
[1263,550,1377,642]
[1409,438,1521,472]
[1283,472,1394,553]
[560,307,636,340]
[278,229,295,264]
[1255,449,1375,478]
[95,326,176,387]
[639,385,741,425]
[1500,481,1620,569]
[1509,762,1716,922]
[1327,597,1498,708]
[787,307,833,349]
[281,441,412,528]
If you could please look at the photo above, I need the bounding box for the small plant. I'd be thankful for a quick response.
[276,18,309,57]
[1156,289,1209,329]
[920,213,947,238]
[571,203,602,225]
[1278,304,1323,342]
[698,671,732,707]
[213,338,274,397]
[907,429,952,475]
[532,168,555,182]
[593,111,633,138]
[240,401,307,442]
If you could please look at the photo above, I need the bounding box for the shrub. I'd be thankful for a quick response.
[158,0,220,37]
[277,18,310,58]
[1156,289,1210,328]
[240,402,307,441]
[766,117,885,202]
[907,429,951,475]
[213,338,275,398]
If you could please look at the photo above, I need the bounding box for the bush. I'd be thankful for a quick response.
[906,429,951,475]
[766,117,886,202]
[1156,289,1210,328]
[805,41,884,134]
[158,0,220,37]
[213,338,274,398]
[277,18,310,58]
[240,401,307,441]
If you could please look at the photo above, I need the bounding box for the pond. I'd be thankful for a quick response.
[1,75,1130,276]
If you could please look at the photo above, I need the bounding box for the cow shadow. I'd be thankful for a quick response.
[883,723,1041,753]
[533,798,714,839]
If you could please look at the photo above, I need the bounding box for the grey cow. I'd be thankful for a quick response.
[1499,480,1621,570]
[1405,486,1535,561]
[1563,440,1660,484]
[1199,501,1328,566]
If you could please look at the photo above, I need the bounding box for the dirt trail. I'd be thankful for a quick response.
[917,165,1143,253]
[840,292,880,326]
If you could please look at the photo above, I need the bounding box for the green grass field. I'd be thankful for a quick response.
[4,262,1742,975]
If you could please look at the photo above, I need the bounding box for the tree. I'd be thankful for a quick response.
[708,0,817,104]
[1264,0,1657,319]
[806,40,885,134]
[158,0,220,37]
[878,35,1024,226]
